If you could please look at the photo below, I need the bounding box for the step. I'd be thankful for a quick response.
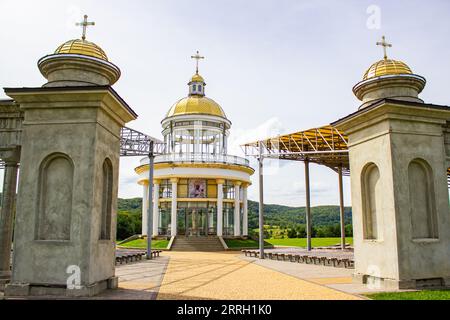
[171,236,224,252]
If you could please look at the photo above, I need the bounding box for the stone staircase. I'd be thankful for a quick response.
[171,236,224,252]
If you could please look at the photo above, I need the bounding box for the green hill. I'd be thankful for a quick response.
[247,200,352,229]
[116,198,352,240]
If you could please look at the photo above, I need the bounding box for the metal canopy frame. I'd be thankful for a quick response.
[120,127,165,157]
[242,125,350,174]
[241,124,350,255]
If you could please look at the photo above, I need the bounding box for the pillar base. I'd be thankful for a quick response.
[353,273,450,290]
[5,276,118,298]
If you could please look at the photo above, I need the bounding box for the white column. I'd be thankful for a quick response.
[242,184,248,236]
[234,181,241,236]
[170,178,178,237]
[216,179,224,236]
[141,183,149,236]
[152,180,160,236]
[338,166,346,250]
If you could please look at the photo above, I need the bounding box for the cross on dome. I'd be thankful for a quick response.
[76,14,95,41]
[376,35,392,60]
[191,50,205,74]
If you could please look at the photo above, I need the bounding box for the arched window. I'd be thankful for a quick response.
[100,158,113,240]
[408,159,438,239]
[361,163,381,240]
[37,153,74,241]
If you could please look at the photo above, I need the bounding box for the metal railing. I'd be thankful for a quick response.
[140,152,250,167]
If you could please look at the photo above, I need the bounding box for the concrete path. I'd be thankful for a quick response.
[155,251,362,300]
[1,251,372,300]
[97,255,169,300]
[243,255,388,295]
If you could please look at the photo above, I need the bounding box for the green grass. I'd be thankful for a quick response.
[225,239,273,249]
[265,237,353,248]
[118,238,169,249]
[366,290,450,300]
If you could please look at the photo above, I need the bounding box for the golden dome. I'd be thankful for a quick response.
[55,39,108,61]
[166,96,226,118]
[190,73,205,83]
[363,59,412,80]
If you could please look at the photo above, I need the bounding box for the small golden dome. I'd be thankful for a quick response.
[190,73,205,83]
[363,59,412,80]
[55,39,108,61]
[166,96,226,118]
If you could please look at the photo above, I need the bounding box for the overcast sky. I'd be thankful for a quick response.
[1,0,449,206]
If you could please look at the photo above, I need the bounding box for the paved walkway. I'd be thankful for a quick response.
[155,251,361,300]
[97,256,169,300]
[2,251,372,300]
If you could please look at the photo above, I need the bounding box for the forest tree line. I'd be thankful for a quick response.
[117,198,353,240]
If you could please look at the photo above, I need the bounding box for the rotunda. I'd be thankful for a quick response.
[135,54,254,238]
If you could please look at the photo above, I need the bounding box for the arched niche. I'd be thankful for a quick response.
[408,159,438,239]
[361,163,381,240]
[36,153,74,241]
[100,158,113,240]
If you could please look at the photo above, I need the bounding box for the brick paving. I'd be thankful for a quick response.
[156,251,361,300]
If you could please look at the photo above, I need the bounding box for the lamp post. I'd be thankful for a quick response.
[258,141,265,259]
[147,141,154,259]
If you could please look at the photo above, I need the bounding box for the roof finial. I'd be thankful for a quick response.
[76,14,95,41]
[376,35,392,60]
[191,50,205,74]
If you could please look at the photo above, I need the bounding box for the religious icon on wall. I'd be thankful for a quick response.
[189,179,206,198]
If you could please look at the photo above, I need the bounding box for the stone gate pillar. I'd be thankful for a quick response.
[4,40,137,297]
[334,56,450,290]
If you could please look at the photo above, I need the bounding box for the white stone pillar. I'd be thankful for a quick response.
[153,180,160,236]
[216,179,224,236]
[242,183,249,236]
[234,181,241,236]
[141,183,149,236]
[170,178,178,237]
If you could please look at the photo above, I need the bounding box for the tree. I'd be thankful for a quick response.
[296,224,307,238]
[287,228,297,238]
[345,224,353,237]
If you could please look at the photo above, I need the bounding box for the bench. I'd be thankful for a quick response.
[115,250,161,265]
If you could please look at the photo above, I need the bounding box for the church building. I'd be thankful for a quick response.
[135,53,254,239]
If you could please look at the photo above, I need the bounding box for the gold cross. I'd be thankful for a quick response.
[376,35,392,60]
[191,50,205,74]
[76,14,95,41]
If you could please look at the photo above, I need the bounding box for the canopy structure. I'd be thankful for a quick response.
[242,125,350,175]
[120,126,165,157]
[241,124,350,254]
